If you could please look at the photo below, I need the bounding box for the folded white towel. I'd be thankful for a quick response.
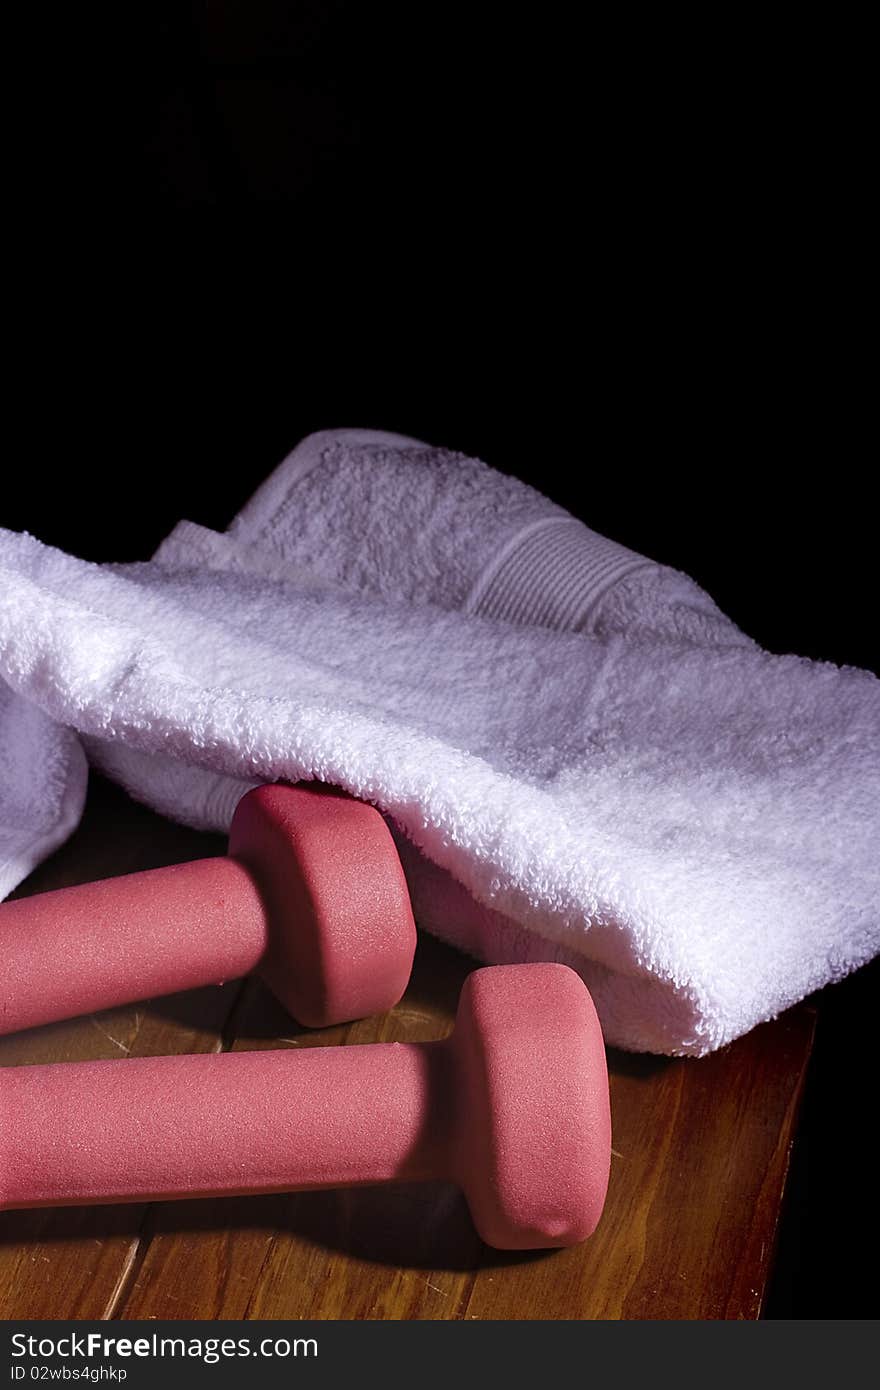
[222,428,751,647]
[1,430,877,1055]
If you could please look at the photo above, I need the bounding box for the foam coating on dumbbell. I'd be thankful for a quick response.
[0,964,611,1250]
[0,858,267,1036]
[0,782,417,1034]
[230,782,416,1027]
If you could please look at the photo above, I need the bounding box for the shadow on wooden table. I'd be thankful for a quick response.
[0,1185,551,1274]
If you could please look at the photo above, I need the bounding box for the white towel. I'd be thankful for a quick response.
[0,682,87,898]
[0,429,877,1055]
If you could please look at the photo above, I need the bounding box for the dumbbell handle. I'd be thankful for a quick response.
[0,1042,451,1211]
[0,859,269,1037]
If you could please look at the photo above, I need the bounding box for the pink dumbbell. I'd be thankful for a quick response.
[0,783,416,1034]
[0,964,611,1249]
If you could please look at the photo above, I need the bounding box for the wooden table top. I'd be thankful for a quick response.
[0,777,815,1320]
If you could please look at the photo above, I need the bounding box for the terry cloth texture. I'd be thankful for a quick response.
[1,429,877,1054]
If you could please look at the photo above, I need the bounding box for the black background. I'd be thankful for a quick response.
[5,4,876,1317]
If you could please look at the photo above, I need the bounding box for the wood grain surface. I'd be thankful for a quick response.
[0,777,815,1319]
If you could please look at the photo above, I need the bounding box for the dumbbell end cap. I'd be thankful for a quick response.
[229,782,416,1028]
[453,963,611,1250]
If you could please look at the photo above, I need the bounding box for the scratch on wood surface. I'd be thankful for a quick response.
[611,1148,624,1159]
[426,1282,447,1297]
[88,1017,130,1053]
[101,1239,142,1320]
[390,1009,440,1028]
